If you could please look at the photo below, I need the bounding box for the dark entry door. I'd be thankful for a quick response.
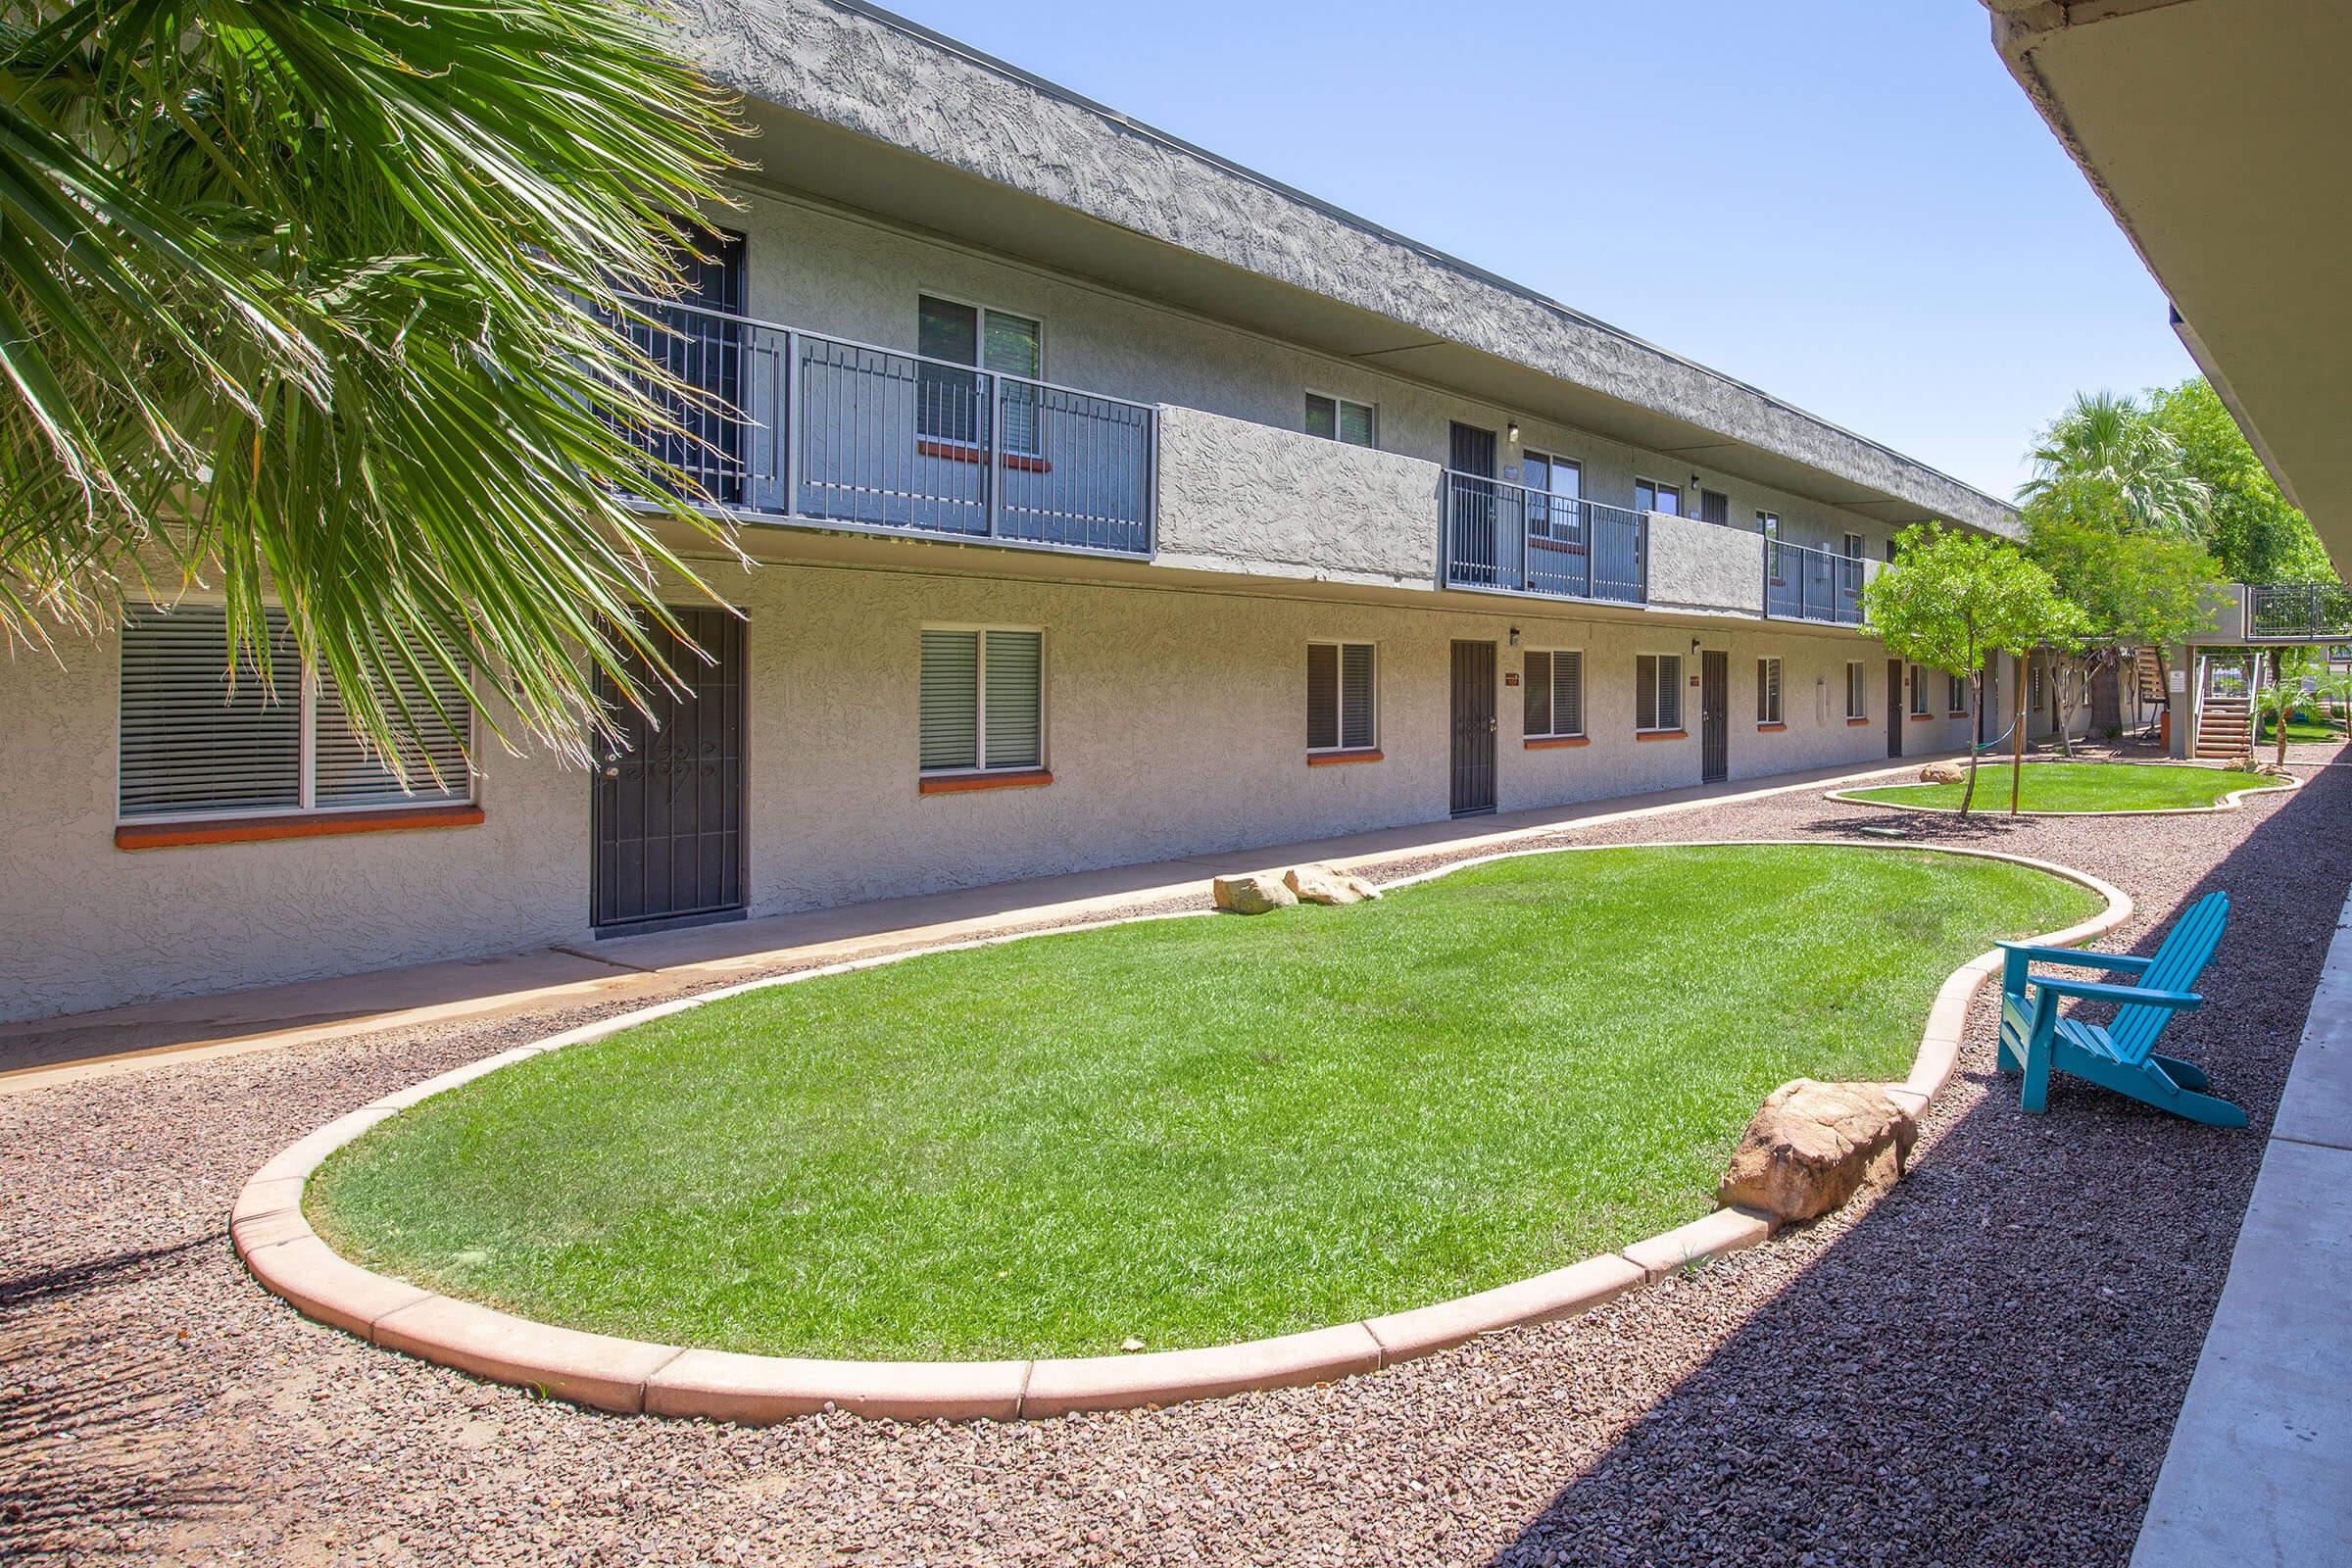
[1448,423,1499,586]
[1450,639,1497,817]
[1700,650,1729,784]
[1886,658,1905,759]
[592,608,748,933]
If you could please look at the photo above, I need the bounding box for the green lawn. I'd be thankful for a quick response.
[1846,760,2262,813]
[2256,712,2345,744]
[310,846,2097,1360]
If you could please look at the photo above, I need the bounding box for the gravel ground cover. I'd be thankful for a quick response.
[3,741,2345,1568]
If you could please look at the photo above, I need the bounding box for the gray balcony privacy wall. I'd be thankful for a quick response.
[1648,515,1765,617]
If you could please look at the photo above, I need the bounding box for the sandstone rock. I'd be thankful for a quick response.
[1919,762,1965,785]
[1211,872,1296,914]
[1717,1079,1918,1223]
[1283,862,1382,906]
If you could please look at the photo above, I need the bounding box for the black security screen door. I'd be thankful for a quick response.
[1450,639,1497,817]
[591,608,748,933]
[1886,658,1905,759]
[1701,650,1729,784]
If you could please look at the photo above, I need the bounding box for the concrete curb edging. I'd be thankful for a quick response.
[1825,760,2301,818]
[235,840,2130,1424]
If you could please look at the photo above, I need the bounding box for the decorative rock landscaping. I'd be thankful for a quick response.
[1718,1079,1918,1223]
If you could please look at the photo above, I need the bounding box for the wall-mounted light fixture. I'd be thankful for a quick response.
[1508,626,1521,648]
[1690,637,1702,656]
[1506,421,1522,446]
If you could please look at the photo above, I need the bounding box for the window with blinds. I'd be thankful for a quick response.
[1636,653,1683,732]
[1306,641,1376,752]
[1304,393,1375,449]
[1845,661,1867,719]
[1910,663,1931,716]
[919,627,1044,774]
[118,605,474,821]
[1756,657,1784,725]
[916,295,1043,452]
[1522,649,1584,739]
[1948,672,1969,713]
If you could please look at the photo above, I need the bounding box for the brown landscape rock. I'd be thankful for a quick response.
[1919,762,1966,785]
[1211,873,1297,914]
[1717,1079,1918,1222]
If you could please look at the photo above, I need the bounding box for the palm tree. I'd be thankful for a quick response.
[2017,390,2212,539]
[1,0,747,775]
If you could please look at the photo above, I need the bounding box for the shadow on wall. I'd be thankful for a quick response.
[1484,764,2352,1567]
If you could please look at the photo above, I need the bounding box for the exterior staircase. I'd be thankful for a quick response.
[2134,646,2168,707]
[2195,695,2252,760]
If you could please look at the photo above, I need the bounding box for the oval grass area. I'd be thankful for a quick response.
[1843,760,2263,813]
[308,845,2098,1360]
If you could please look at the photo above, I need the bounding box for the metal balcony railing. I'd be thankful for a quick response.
[605,293,1155,557]
[2248,581,2352,639]
[1442,471,1645,604]
[1763,540,1870,624]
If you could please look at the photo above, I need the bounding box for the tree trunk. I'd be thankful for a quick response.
[2011,652,2029,816]
[2051,656,2073,758]
[1961,676,1982,816]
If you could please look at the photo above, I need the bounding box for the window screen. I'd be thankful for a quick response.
[1523,650,1584,738]
[119,607,301,819]
[1756,658,1783,724]
[1637,654,1683,731]
[1307,642,1376,751]
[920,627,1043,773]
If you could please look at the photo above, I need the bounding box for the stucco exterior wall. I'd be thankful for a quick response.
[721,186,1915,571]
[1649,514,1766,616]
[1152,407,1442,586]
[0,564,1940,1024]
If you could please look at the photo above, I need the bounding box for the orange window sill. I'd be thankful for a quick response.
[919,768,1053,795]
[1846,716,1873,726]
[116,804,483,852]
[1910,712,1936,722]
[1307,748,1384,766]
[1524,736,1590,750]
[915,438,1051,474]
[1636,729,1688,742]
[1948,710,1971,717]
[1756,722,1788,732]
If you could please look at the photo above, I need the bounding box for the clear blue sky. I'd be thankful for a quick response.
[871,0,2195,501]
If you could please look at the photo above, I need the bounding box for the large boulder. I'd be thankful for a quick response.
[1284,862,1382,906]
[1718,1079,1918,1223]
[1211,872,1296,914]
[1919,762,1965,785]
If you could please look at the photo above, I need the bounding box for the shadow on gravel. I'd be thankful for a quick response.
[1487,760,2352,1568]
[0,1235,233,1545]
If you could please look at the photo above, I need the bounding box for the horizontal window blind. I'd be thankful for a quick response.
[1340,643,1375,749]
[1847,662,1867,718]
[120,607,300,819]
[1658,655,1683,730]
[919,630,980,771]
[1638,654,1682,731]
[982,630,1043,769]
[1757,658,1782,724]
[1523,650,1552,736]
[1525,650,1583,738]
[315,651,472,808]
[1306,642,1340,751]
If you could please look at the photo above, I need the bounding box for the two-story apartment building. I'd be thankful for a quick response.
[0,0,2019,1024]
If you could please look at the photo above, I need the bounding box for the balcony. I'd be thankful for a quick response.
[2248,581,2352,640]
[1441,471,1645,604]
[611,294,1155,558]
[1762,540,1873,625]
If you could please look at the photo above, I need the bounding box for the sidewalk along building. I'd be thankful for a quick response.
[0,0,2024,1024]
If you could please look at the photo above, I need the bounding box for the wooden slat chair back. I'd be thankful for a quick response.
[1995,890,2246,1127]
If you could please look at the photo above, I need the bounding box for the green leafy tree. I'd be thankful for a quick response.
[1865,522,2072,816]
[2149,378,2337,584]
[2017,390,2209,540]
[2024,515,2221,753]
[2249,648,2350,768]
[1,0,747,776]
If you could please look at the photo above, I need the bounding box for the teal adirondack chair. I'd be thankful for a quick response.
[1995,890,2246,1128]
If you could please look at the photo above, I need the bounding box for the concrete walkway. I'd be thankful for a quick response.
[2131,886,2352,1566]
[0,752,1960,1092]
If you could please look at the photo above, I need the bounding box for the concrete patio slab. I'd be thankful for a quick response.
[2131,889,2352,1567]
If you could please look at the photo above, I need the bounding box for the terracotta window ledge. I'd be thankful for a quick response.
[1948,710,1971,717]
[1756,722,1788,732]
[1846,716,1873,726]
[116,804,483,851]
[919,767,1053,795]
[1307,748,1384,766]
[1524,736,1590,750]
[1636,729,1688,742]
[1910,712,1936,722]
[915,438,1050,474]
